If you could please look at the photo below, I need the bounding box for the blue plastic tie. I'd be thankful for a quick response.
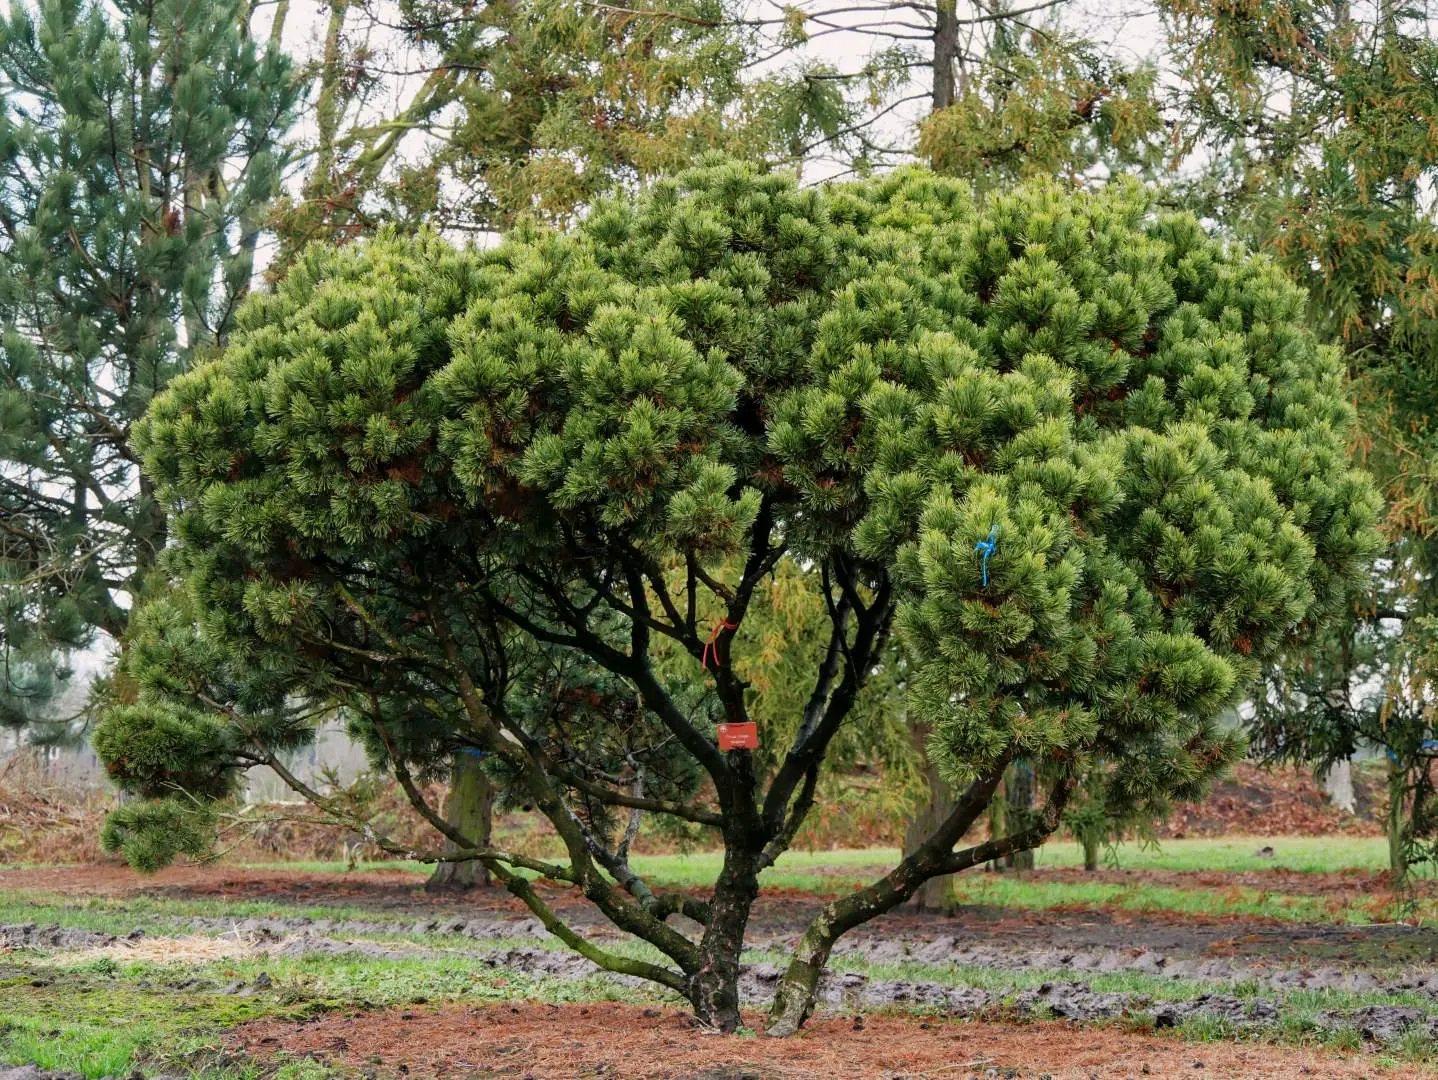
[461,747,491,760]
[975,523,1000,588]
[1385,740,1438,762]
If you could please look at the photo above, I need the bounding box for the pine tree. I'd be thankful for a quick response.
[0,0,299,743]
[916,19,1165,188]
[273,0,1170,260]
[98,160,1379,1033]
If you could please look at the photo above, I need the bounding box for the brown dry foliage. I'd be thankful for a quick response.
[1159,762,1382,839]
[0,752,118,866]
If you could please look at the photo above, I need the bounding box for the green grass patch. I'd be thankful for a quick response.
[0,945,677,1077]
[0,892,386,936]
[264,835,1409,882]
[941,875,1394,924]
[0,976,297,1079]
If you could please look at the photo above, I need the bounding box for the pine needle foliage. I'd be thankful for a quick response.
[98,160,1379,1033]
[0,0,299,743]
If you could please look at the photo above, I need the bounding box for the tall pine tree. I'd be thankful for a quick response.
[0,0,299,742]
[270,0,855,263]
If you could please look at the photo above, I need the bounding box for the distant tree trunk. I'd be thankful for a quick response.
[1386,757,1407,882]
[931,0,958,112]
[425,750,493,892]
[1322,759,1356,815]
[1081,833,1100,872]
[904,755,956,912]
[1004,759,1035,872]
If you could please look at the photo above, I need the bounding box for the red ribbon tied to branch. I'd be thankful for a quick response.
[702,618,738,672]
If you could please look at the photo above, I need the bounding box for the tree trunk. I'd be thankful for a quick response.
[767,762,1032,1036]
[425,750,493,892]
[689,841,762,1032]
[1004,759,1035,872]
[1386,757,1407,883]
[905,757,956,911]
[1322,759,1356,815]
[1082,834,1100,872]
[767,822,1004,1036]
[931,0,958,112]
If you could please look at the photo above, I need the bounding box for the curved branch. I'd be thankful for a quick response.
[428,612,703,971]
[489,861,690,994]
[257,743,574,881]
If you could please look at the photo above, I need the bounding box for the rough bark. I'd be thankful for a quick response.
[904,750,958,912]
[931,0,958,111]
[690,839,763,1031]
[1004,759,1036,872]
[425,750,494,892]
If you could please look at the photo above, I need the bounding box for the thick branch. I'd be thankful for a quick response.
[766,757,1073,1036]
[483,580,734,794]
[488,860,690,994]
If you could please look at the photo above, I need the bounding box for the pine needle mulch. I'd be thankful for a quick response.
[230,1002,1430,1079]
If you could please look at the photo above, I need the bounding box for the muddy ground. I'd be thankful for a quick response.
[7,865,1438,1054]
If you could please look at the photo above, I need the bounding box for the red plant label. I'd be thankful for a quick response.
[717,722,759,751]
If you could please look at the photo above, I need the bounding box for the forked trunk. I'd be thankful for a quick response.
[689,842,763,1032]
[426,750,494,892]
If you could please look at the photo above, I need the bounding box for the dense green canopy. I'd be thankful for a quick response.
[99,160,1380,1032]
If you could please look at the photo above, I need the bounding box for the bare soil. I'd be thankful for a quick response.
[10,865,1438,1077]
[230,1002,1431,1079]
[7,865,1438,976]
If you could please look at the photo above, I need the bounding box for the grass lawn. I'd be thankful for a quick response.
[245,835,1427,924]
[260,834,1402,884]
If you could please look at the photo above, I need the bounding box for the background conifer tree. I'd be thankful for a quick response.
[0,0,299,745]
[1159,0,1438,869]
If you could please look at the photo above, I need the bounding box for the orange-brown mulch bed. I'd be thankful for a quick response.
[231,1002,1430,1079]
